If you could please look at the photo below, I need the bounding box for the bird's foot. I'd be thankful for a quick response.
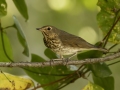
[50,59,55,67]
[52,58,70,66]
[62,58,70,65]
[50,58,64,66]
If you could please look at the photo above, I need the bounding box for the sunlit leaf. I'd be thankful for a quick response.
[0,31,13,62]
[82,82,104,90]
[25,54,72,90]
[0,72,34,90]
[13,0,28,20]
[13,15,29,57]
[93,74,114,90]
[97,0,120,43]
[0,0,7,18]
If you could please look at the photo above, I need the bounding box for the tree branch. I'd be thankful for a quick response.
[0,51,120,67]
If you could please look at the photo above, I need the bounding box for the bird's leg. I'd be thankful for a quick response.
[50,59,55,67]
[68,52,78,59]
[50,55,62,65]
[63,52,78,65]
[52,54,64,60]
[60,55,67,65]
[60,54,64,59]
[53,54,67,65]
[50,55,63,66]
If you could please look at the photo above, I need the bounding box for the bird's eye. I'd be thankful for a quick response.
[47,27,51,30]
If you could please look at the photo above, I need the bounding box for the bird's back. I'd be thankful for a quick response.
[58,30,96,49]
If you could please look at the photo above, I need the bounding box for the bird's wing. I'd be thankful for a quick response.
[59,30,96,49]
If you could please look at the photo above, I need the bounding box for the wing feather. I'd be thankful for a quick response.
[58,30,96,49]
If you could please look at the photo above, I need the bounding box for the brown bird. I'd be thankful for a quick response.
[36,25,107,59]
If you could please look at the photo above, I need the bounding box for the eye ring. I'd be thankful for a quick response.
[47,27,51,30]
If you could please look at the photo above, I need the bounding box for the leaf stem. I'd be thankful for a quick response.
[0,20,13,62]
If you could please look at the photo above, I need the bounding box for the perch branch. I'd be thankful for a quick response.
[0,51,120,67]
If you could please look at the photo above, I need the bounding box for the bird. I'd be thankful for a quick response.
[36,25,108,59]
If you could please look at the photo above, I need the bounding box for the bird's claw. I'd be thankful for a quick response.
[62,58,70,65]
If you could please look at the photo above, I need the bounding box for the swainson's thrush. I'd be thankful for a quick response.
[36,25,107,58]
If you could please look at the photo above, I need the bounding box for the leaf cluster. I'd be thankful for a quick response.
[0,0,120,90]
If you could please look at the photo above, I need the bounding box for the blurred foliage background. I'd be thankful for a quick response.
[1,0,120,90]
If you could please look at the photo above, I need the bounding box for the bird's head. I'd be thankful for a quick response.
[36,25,59,39]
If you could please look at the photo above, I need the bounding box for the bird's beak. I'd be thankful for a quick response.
[36,27,44,32]
[36,28,41,30]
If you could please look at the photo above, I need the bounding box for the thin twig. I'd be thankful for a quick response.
[103,16,120,48]
[57,77,79,90]
[57,65,89,90]
[108,60,120,66]
[32,67,80,89]
[32,65,84,90]
[108,44,118,51]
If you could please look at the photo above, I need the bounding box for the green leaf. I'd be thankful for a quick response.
[44,48,57,59]
[77,51,112,78]
[82,81,104,90]
[93,74,114,90]
[0,0,7,18]
[0,31,13,62]
[25,54,72,90]
[77,50,103,59]
[13,0,28,20]
[13,15,29,57]
[97,0,120,43]
[91,63,112,78]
